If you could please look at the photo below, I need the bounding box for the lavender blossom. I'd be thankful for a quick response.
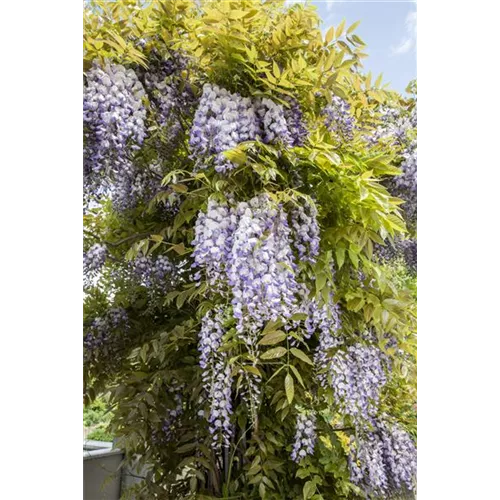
[131,255,176,291]
[227,194,298,340]
[283,97,308,146]
[323,96,355,140]
[291,412,317,462]
[83,243,107,282]
[329,344,387,422]
[189,84,259,173]
[254,98,292,145]
[191,199,237,287]
[83,61,147,198]
[348,419,417,496]
[199,308,234,450]
[290,198,320,263]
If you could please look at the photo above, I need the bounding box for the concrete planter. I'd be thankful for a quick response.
[84,441,124,500]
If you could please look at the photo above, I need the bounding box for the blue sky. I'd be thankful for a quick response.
[288,1,417,94]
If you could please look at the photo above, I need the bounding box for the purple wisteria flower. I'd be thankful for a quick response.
[83,307,128,362]
[291,412,317,462]
[312,295,343,386]
[283,97,308,146]
[83,61,147,198]
[328,344,388,422]
[191,199,237,287]
[83,243,107,283]
[290,197,320,263]
[227,194,298,340]
[189,84,259,173]
[323,95,355,140]
[131,254,176,291]
[348,419,417,496]
[198,307,234,450]
[254,98,292,145]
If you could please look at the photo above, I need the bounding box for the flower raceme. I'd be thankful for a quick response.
[189,84,308,172]
[291,412,317,463]
[348,419,417,496]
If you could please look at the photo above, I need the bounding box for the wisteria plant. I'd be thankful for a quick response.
[83,1,417,499]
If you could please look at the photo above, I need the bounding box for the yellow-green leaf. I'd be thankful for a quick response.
[336,247,346,269]
[290,365,305,388]
[324,50,336,71]
[348,248,359,269]
[347,20,361,34]
[243,365,261,376]
[303,481,315,499]
[259,331,287,346]
[285,373,294,404]
[171,183,188,193]
[290,348,314,366]
[273,61,281,79]
[325,26,334,44]
[261,347,287,360]
[229,10,247,19]
[335,19,346,39]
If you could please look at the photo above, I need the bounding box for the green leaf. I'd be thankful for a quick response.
[347,20,361,34]
[171,183,188,193]
[290,365,305,388]
[348,248,359,269]
[259,331,287,345]
[223,148,247,165]
[335,20,346,39]
[296,468,310,479]
[285,373,294,404]
[290,348,314,366]
[273,61,281,79]
[303,481,316,499]
[229,10,247,19]
[291,313,308,322]
[325,26,334,44]
[170,242,187,255]
[243,365,261,376]
[175,442,197,454]
[316,273,327,294]
[352,34,366,46]
[259,482,266,498]
[335,247,346,269]
[261,347,287,360]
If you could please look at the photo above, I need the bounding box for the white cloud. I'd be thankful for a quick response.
[391,10,417,55]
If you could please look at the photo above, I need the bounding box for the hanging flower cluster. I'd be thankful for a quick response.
[312,295,343,386]
[83,62,147,199]
[192,194,316,339]
[328,344,388,422]
[83,307,129,362]
[290,197,320,263]
[83,243,107,284]
[131,255,177,292]
[228,194,298,338]
[189,84,259,173]
[348,420,417,496]
[376,237,417,273]
[323,95,355,141]
[291,411,317,462]
[198,307,233,450]
[370,104,417,227]
[254,97,292,145]
[189,84,308,173]
[283,97,309,146]
[191,199,237,287]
